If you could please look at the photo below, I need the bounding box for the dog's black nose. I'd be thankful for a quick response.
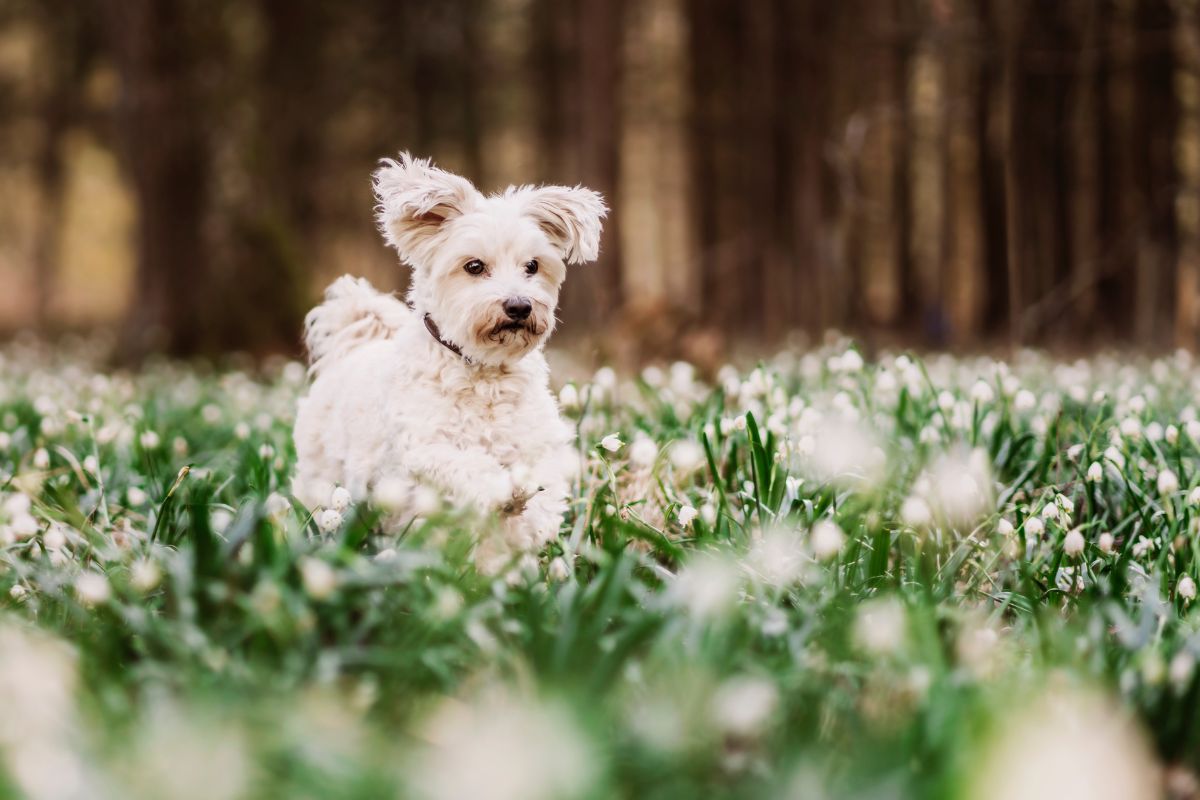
[503,297,532,321]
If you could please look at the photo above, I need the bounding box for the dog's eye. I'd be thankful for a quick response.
[463,259,486,276]
[524,259,539,275]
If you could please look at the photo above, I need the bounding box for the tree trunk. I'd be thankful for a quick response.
[105,0,214,358]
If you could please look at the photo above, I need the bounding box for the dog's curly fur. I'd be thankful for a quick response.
[292,154,606,569]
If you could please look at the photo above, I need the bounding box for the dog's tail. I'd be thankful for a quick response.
[303,275,408,375]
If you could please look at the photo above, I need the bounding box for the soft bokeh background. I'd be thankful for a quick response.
[1,0,1199,363]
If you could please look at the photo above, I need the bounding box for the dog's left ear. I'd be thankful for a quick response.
[512,186,608,264]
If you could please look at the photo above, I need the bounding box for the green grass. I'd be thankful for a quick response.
[0,340,1195,799]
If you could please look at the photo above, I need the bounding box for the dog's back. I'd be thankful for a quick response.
[303,275,408,377]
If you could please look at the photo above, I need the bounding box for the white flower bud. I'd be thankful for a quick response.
[75,572,111,606]
[547,556,571,582]
[599,433,623,453]
[316,508,343,532]
[811,520,846,561]
[330,486,353,513]
[1063,528,1085,557]
[299,557,337,599]
[1158,468,1180,496]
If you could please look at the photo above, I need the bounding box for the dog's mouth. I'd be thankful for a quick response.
[488,319,544,339]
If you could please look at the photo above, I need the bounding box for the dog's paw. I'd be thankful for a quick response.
[474,472,516,512]
[499,483,543,517]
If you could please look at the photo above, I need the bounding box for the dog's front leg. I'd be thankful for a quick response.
[403,443,518,514]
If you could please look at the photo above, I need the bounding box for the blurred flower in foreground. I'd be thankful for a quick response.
[711,675,778,739]
[411,687,594,800]
[909,448,994,529]
[669,552,742,618]
[970,684,1158,800]
[797,417,885,490]
[118,700,251,800]
[853,596,907,658]
[0,624,93,800]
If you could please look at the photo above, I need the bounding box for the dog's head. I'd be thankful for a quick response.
[373,154,606,366]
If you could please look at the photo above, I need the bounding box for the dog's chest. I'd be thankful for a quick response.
[432,368,545,464]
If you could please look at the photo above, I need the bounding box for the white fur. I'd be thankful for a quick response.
[293,154,606,570]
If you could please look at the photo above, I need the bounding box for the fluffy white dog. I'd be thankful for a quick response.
[292,153,606,567]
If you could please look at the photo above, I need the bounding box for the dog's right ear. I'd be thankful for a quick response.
[373,153,481,263]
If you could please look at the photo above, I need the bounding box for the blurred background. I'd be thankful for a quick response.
[0,0,1198,364]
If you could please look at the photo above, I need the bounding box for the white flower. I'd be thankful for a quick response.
[43,524,67,551]
[1098,532,1115,554]
[677,505,699,527]
[970,687,1158,800]
[901,496,932,528]
[1014,390,1036,412]
[330,486,353,513]
[1063,528,1085,557]
[75,572,111,606]
[1025,517,1045,538]
[83,454,99,475]
[265,492,291,521]
[810,520,846,561]
[1188,419,1200,442]
[699,503,716,525]
[1170,651,1195,689]
[1119,417,1142,441]
[1158,469,1179,496]
[557,384,580,411]
[837,349,864,373]
[853,597,907,657]
[1041,503,1060,521]
[1179,575,1197,601]
[412,486,441,516]
[668,440,706,473]
[32,448,50,469]
[139,430,161,449]
[131,559,162,592]
[299,557,337,599]
[127,486,149,507]
[997,517,1014,537]
[412,688,594,800]
[1087,462,1103,483]
[970,380,994,404]
[629,436,658,468]
[1103,446,1126,470]
[8,584,26,601]
[743,528,806,587]
[372,476,409,512]
[234,422,251,440]
[1145,422,1164,442]
[669,553,741,618]
[599,433,623,453]
[547,556,571,582]
[711,676,778,738]
[1166,425,1180,445]
[316,508,343,533]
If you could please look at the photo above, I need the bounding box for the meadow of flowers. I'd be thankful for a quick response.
[0,334,1198,799]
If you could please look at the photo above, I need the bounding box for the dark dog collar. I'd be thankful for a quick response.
[423,314,472,364]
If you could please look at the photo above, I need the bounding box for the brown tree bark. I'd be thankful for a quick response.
[104,0,215,358]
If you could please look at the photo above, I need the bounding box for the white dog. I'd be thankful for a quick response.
[292,153,606,567]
